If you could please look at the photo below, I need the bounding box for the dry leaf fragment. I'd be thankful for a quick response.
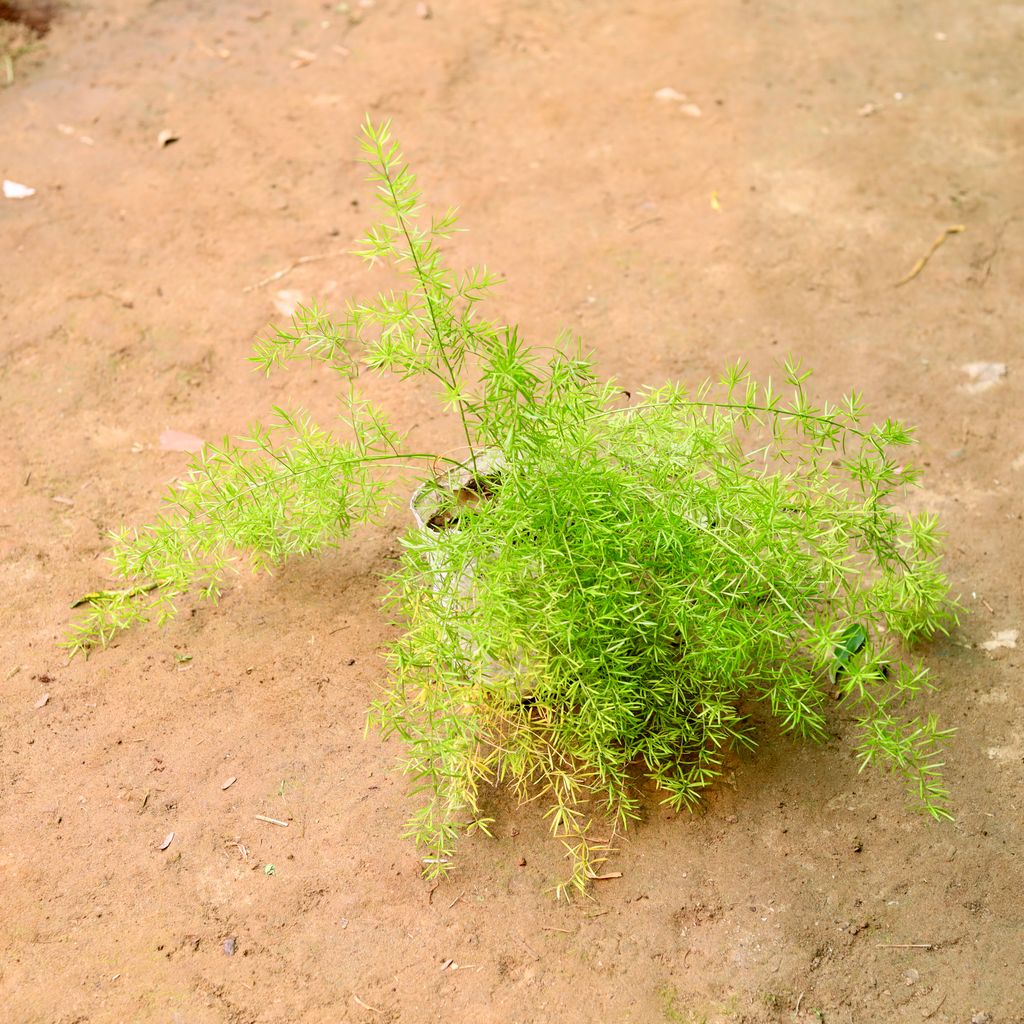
[254,814,289,827]
[290,48,317,68]
[653,89,701,116]
[159,429,205,453]
[57,123,95,146]
[160,831,175,850]
[895,224,964,286]
[959,362,1007,395]
[980,629,1018,652]
[34,693,50,708]
[353,993,382,1012]
[273,289,305,317]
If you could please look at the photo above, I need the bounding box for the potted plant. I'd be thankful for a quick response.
[68,120,959,894]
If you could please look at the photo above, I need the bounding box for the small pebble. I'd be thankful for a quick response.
[3,179,36,199]
[223,936,236,956]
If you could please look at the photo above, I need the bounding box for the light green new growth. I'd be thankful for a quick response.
[67,120,960,891]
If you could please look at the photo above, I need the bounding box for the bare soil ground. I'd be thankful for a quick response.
[2,1,1023,1021]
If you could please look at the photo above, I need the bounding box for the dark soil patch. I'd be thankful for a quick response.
[0,1,58,35]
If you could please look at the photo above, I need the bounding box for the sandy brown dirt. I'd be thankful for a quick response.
[2,1,1023,1021]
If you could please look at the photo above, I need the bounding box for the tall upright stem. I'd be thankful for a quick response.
[382,168,479,478]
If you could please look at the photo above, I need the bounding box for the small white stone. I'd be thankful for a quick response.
[3,179,35,199]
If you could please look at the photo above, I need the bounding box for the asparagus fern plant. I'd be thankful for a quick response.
[67,120,960,893]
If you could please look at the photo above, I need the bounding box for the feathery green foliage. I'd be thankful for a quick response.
[67,120,959,892]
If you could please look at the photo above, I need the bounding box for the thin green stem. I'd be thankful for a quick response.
[163,450,467,527]
[378,158,480,476]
